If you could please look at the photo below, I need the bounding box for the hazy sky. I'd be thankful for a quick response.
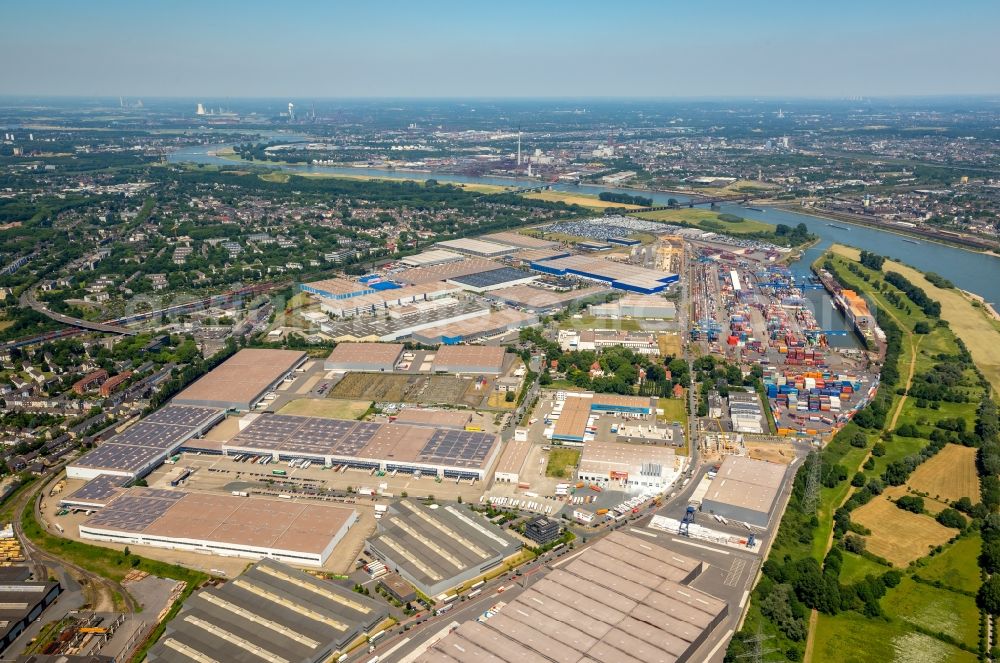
[3,0,999,98]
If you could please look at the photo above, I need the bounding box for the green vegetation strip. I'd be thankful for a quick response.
[20,500,208,662]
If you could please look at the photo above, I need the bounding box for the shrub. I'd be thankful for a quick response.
[935,508,966,529]
[895,495,924,513]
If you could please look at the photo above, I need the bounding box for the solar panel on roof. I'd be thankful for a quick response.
[451,267,532,289]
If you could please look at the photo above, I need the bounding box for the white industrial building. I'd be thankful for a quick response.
[577,439,684,494]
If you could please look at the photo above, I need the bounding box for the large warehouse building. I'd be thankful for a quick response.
[147,559,388,663]
[493,438,531,484]
[172,349,307,411]
[701,456,786,527]
[431,345,507,375]
[66,405,224,480]
[223,413,500,480]
[317,282,462,318]
[410,309,537,345]
[530,254,679,294]
[413,531,726,663]
[485,284,611,313]
[325,342,404,372]
[79,489,359,567]
[590,294,677,320]
[577,439,682,494]
[366,499,520,598]
[445,266,536,293]
[435,238,518,258]
[549,393,656,443]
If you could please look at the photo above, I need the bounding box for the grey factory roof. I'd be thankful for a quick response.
[147,559,387,663]
[69,406,223,473]
[431,344,507,374]
[227,413,498,471]
[172,349,307,410]
[61,474,129,507]
[448,266,535,290]
[702,456,786,518]
[415,531,725,663]
[325,342,404,370]
[369,500,519,592]
[82,489,357,556]
[320,301,489,341]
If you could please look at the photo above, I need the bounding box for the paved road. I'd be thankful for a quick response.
[21,286,135,335]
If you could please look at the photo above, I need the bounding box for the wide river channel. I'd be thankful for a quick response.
[169,143,999,315]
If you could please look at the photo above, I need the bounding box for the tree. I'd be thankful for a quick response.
[980,540,1000,574]
[977,575,1000,615]
[895,495,924,513]
[914,321,930,334]
[843,534,866,554]
[935,508,966,530]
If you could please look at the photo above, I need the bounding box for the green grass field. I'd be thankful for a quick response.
[916,535,982,594]
[657,397,688,427]
[883,578,980,648]
[632,208,774,234]
[545,447,581,478]
[813,610,977,663]
[838,551,890,584]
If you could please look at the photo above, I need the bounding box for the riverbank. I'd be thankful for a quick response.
[829,244,1000,394]
[770,201,999,255]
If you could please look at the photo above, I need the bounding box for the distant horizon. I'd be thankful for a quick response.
[3,94,1000,103]
[2,0,998,98]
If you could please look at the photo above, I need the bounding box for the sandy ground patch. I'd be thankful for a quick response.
[852,496,955,566]
[905,444,979,504]
[277,398,371,419]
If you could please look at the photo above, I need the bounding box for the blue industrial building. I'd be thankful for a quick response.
[529,259,678,295]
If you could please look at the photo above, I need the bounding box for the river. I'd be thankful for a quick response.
[168,143,999,307]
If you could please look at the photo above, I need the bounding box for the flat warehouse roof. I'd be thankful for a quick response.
[394,408,472,430]
[83,489,357,556]
[714,455,786,488]
[579,439,676,475]
[487,284,610,310]
[553,397,592,440]
[60,474,129,507]
[415,531,725,663]
[432,345,506,373]
[69,405,223,474]
[325,342,404,368]
[481,232,561,249]
[533,254,678,291]
[394,258,501,285]
[226,413,499,471]
[702,457,785,519]
[299,276,374,297]
[401,249,465,266]
[173,349,306,409]
[413,309,536,341]
[448,267,535,290]
[495,438,531,476]
[437,238,517,256]
[147,559,387,663]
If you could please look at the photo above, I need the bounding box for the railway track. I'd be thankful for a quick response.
[11,474,137,614]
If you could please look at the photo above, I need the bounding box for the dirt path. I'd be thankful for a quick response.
[888,335,922,431]
[805,329,922,662]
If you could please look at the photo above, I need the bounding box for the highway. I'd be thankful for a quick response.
[20,286,136,335]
